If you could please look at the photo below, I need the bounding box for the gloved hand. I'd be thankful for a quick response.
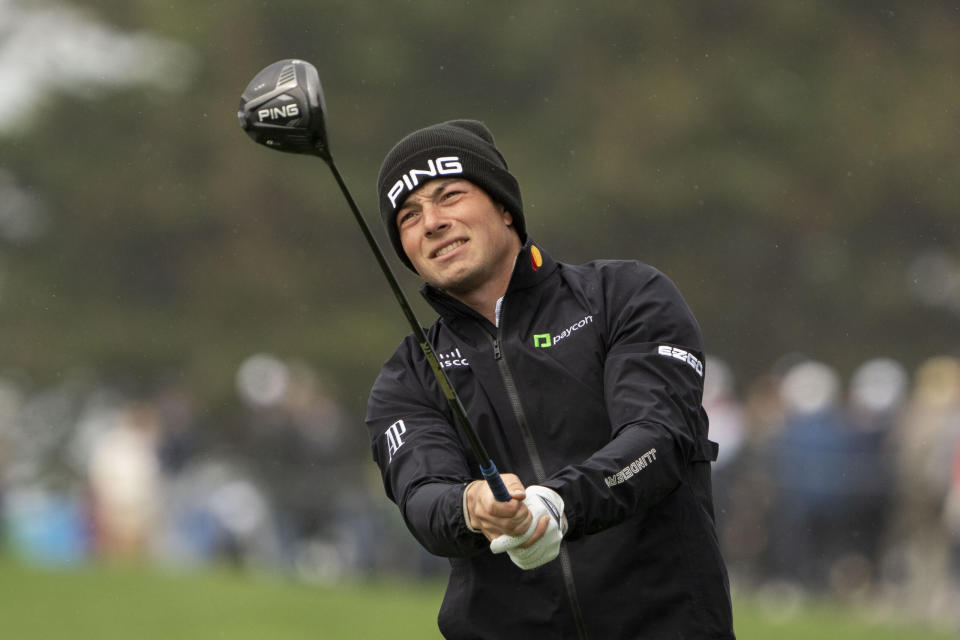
[490,485,567,570]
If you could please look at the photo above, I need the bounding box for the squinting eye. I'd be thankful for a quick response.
[398,210,417,226]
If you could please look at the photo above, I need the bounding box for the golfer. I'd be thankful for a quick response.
[366,120,735,639]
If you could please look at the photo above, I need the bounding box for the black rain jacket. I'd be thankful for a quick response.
[366,241,735,640]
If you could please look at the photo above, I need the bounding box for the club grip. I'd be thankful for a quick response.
[480,460,511,502]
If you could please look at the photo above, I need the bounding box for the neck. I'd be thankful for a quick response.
[448,253,518,325]
[452,279,508,325]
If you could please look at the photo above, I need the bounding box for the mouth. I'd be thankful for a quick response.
[432,239,467,259]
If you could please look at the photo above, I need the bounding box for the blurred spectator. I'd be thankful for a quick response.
[2,375,98,565]
[887,356,960,618]
[0,377,21,548]
[154,384,201,475]
[153,458,281,570]
[703,357,747,574]
[769,360,849,590]
[87,400,162,560]
[714,371,784,587]
[943,439,960,600]
[829,358,907,596]
[235,353,373,577]
[704,356,747,470]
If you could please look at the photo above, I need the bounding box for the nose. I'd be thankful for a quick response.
[421,204,449,237]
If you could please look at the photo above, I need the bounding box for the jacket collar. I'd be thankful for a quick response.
[421,238,557,322]
[509,238,557,292]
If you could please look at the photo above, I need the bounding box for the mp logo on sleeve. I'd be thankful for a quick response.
[385,419,407,462]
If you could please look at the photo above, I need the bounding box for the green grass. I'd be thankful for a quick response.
[732,593,954,640]
[0,560,445,639]
[0,559,954,639]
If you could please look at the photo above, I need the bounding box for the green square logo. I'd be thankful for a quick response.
[533,333,552,348]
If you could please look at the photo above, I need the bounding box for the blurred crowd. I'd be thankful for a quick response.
[708,353,960,626]
[2,351,960,626]
[0,354,431,583]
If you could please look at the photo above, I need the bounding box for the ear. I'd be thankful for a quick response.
[499,204,513,227]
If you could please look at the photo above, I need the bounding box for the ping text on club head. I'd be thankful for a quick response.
[257,103,300,121]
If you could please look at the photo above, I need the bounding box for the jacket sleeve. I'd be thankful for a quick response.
[541,263,714,540]
[366,339,488,557]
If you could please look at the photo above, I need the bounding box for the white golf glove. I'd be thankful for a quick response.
[490,485,567,570]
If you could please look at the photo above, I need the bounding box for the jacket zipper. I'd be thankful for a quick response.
[490,327,589,640]
[491,333,547,480]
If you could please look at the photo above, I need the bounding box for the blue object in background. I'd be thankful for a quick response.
[4,489,89,566]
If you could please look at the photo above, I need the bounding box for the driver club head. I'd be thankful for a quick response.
[238,59,330,160]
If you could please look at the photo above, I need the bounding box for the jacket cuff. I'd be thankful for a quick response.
[462,481,481,533]
[402,482,488,556]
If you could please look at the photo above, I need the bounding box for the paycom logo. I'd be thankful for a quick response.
[533,315,593,348]
[533,333,552,348]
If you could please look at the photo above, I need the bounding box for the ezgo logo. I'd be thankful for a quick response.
[533,315,593,348]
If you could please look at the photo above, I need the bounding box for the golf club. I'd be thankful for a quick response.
[237,59,510,502]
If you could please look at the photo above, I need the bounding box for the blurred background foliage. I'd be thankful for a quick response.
[0,0,957,421]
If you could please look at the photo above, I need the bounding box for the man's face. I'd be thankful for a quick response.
[397,178,521,297]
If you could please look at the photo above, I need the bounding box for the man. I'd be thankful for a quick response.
[366,120,735,639]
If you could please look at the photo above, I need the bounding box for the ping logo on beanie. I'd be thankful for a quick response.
[386,156,464,208]
[377,119,525,272]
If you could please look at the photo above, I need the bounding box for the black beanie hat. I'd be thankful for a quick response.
[377,120,525,271]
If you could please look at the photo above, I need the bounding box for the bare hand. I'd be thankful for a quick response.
[464,474,535,541]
